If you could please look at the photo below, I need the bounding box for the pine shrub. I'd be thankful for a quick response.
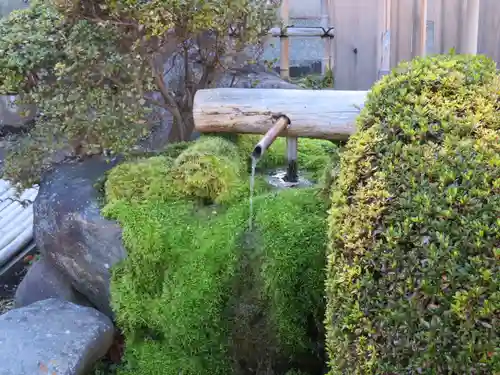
[325,54,500,374]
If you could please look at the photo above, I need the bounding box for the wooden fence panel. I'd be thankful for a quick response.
[390,0,498,69]
[478,0,500,65]
[332,0,385,90]
[390,0,416,66]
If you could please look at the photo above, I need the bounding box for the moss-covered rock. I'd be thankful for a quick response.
[105,156,175,204]
[326,54,500,374]
[104,188,327,375]
[103,134,335,375]
[171,136,244,204]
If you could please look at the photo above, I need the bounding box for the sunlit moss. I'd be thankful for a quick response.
[103,134,334,375]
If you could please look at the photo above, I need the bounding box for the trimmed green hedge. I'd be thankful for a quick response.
[104,135,335,375]
[326,54,500,374]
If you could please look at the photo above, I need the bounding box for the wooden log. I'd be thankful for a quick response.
[193,88,368,140]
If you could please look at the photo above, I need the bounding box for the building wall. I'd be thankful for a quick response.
[478,0,500,65]
[268,0,500,90]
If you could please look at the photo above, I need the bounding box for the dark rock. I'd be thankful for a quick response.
[0,95,36,135]
[14,257,92,309]
[0,298,114,375]
[137,91,173,153]
[33,157,126,317]
[216,64,302,89]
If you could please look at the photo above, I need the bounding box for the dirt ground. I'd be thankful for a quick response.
[0,252,36,315]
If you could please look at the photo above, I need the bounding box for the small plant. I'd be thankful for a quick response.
[294,68,334,90]
[0,0,280,187]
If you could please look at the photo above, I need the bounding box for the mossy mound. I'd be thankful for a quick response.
[104,135,336,375]
[171,137,244,204]
[105,156,175,204]
[326,54,500,374]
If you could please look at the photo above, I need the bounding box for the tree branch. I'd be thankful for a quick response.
[149,59,185,140]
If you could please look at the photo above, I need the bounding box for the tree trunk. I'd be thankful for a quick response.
[168,109,194,142]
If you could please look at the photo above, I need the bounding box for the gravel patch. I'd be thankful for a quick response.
[0,298,13,314]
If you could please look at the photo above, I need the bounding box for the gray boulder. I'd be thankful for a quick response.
[216,64,301,89]
[14,257,92,309]
[0,0,29,17]
[33,157,126,317]
[0,298,114,375]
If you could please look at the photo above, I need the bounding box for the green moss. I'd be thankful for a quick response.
[159,140,192,159]
[256,190,327,354]
[103,132,335,374]
[171,136,244,204]
[326,54,500,374]
[105,137,247,206]
[236,135,340,180]
[105,198,241,375]
[104,156,176,204]
[104,187,327,375]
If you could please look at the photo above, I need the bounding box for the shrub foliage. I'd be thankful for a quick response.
[326,54,500,374]
[0,0,279,186]
[104,136,335,375]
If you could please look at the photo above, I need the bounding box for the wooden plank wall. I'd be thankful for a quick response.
[332,0,385,90]
[478,0,500,64]
[390,0,500,66]
[333,0,500,90]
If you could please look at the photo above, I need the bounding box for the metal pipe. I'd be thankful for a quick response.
[251,116,290,160]
[284,136,298,183]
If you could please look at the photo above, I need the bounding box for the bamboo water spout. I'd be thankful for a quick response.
[251,115,290,160]
[251,115,298,183]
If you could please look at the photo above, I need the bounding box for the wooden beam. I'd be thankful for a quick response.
[193,88,368,140]
[280,0,290,80]
[328,0,335,75]
[320,0,331,75]
[268,27,335,37]
[379,0,392,78]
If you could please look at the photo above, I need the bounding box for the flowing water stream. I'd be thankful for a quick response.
[248,156,258,231]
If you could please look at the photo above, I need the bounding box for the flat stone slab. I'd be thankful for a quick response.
[0,298,114,375]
